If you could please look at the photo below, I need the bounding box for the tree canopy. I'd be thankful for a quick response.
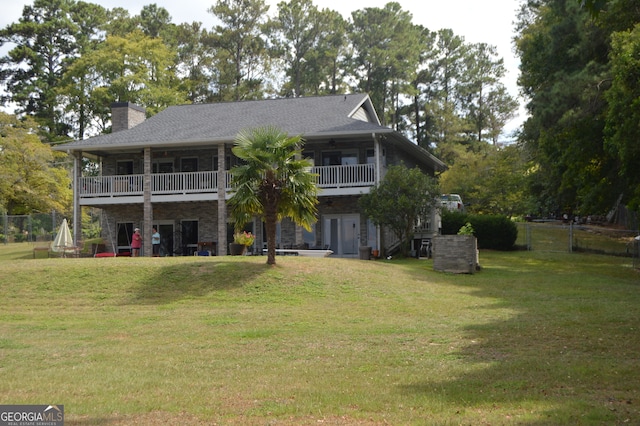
[439,144,532,217]
[359,164,440,256]
[515,0,640,216]
[0,112,71,215]
[0,0,518,148]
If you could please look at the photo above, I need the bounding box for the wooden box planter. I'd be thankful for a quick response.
[432,235,479,274]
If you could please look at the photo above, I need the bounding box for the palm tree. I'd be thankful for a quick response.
[228,126,319,265]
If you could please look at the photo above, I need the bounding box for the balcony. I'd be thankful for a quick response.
[79,164,376,205]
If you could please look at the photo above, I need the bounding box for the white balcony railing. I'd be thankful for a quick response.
[152,171,217,194]
[79,164,376,199]
[314,163,375,188]
[81,175,145,196]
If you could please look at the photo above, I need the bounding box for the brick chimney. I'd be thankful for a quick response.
[111,102,146,132]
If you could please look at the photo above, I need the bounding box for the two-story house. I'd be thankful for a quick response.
[53,94,445,257]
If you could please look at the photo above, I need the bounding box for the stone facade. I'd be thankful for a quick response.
[98,194,373,255]
[433,235,478,274]
[101,202,219,253]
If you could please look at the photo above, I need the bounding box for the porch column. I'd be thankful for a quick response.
[294,150,304,248]
[373,133,382,184]
[373,134,383,254]
[217,143,227,255]
[72,151,82,245]
[143,147,152,256]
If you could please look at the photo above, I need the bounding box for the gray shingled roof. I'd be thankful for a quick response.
[54,93,446,171]
[56,94,389,149]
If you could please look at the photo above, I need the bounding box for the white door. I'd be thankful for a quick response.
[323,214,359,257]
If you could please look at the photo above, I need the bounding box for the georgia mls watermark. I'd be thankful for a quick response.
[0,405,64,426]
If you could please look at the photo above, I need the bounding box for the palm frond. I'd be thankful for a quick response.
[228,126,318,238]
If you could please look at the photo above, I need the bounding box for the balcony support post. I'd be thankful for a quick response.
[373,133,383,255]
[72,151,82,246]
[143,147,153,257]
[295,151,304,247]
[217,143,227,255]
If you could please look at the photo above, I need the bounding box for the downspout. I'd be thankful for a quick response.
[217,143,227,256]
[143,147,152,257]
[72,151,81,246]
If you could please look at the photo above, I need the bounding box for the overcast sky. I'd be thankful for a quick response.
[1,0,525,137]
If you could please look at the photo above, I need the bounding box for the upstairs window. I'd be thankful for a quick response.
[322,151,358,166]
[153,159,174,173]
[116,160,134,175]
[181,157,198,172]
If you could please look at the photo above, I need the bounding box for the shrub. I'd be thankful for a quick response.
[441,211,518,250]
[470,214,518,250]
[441,210,467,235]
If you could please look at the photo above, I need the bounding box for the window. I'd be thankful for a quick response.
[153,159,173,173]
[322,151,358,166]
[367,148,386,166]
[181,157,198,172]
[116,160,134,175]
[303,151,315,165]
[322,151,340,166]
[366,149,375,164]
[341,153,358,165]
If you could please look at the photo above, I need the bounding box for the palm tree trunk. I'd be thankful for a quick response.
[265,201,278,265]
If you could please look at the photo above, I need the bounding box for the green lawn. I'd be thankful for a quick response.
[0,243,639,425]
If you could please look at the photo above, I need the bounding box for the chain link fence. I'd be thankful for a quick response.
[516,221,640,268]
[1,213,67,244]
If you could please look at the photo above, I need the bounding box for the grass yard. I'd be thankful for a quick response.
[0,243,639,425]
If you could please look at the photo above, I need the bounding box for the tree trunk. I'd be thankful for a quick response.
[264,201,278,265]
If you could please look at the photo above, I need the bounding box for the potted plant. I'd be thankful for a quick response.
[229,231,255,255]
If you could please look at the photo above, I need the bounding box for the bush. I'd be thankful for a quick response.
[471,215,518,250]
[441,211,518,250]
[441,211,468,235]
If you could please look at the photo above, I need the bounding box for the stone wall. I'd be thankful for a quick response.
[101,202,219,252]
[432,235,478,274]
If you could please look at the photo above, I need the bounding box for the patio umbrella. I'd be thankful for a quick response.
[51,218,74,255]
